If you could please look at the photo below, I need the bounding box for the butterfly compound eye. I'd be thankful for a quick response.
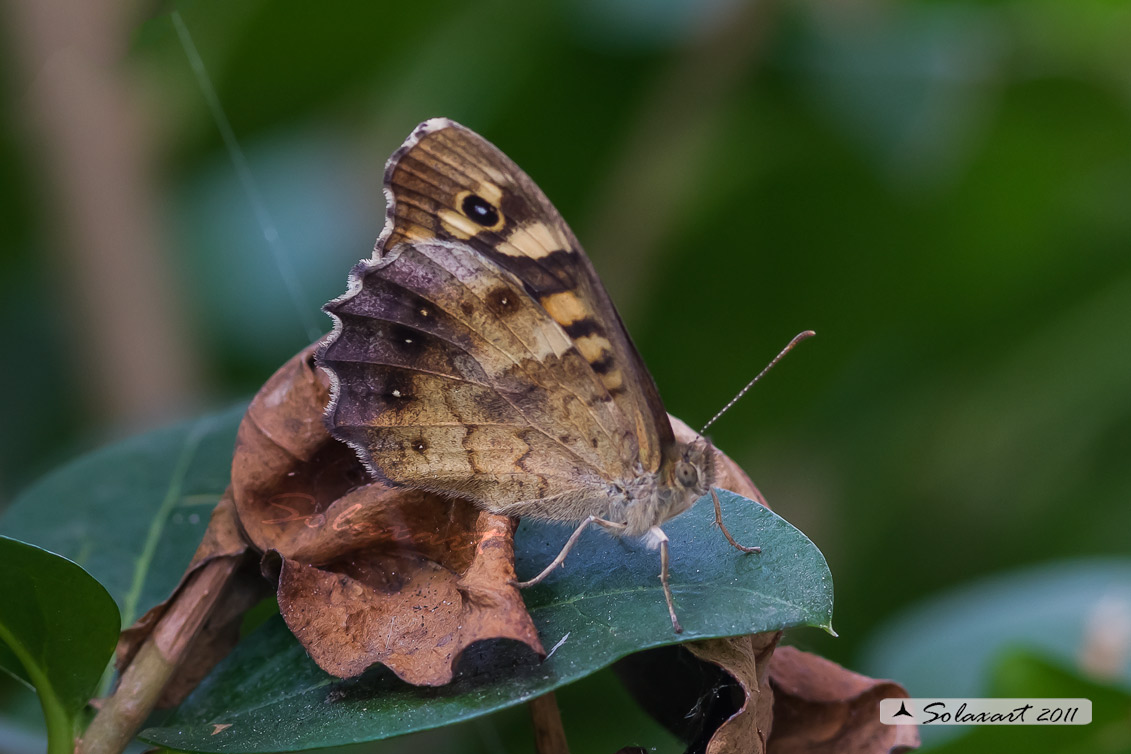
[675,461,698,488]
[460,193,501,227]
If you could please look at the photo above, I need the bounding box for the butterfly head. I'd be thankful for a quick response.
[674,458,701,489]
[659,436,716,522]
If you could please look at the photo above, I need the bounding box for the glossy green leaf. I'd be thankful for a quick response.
[140,489,832,752]
[1,406,833,752]
[0,405,246,630]
[0,536,121,754]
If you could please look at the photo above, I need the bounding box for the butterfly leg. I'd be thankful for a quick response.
[711,488,761,554]
[648,526,682,633]
[514,515,626,588]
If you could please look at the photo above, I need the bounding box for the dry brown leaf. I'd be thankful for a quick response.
[115,490,265,707]
[687,632,781,754]
[231,344,542,685]
[116,344,337,691]
[230,345,368,555]
[275,498,541,685]
[767,646,919,753]
[116,343,543,700]
[618,641,918,754]
[614,644,747,750]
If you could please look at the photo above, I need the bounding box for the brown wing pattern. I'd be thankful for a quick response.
[377,118,674,471]
[320,240,638,514]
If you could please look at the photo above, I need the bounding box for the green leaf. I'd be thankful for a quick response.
[140,489,832,753]
[0,536,121,754]
[2,405,833,752]
[923,651,1131,754]
[0,405,246,629]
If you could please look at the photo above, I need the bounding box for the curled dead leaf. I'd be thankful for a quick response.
[114,490,265,707]
[230,345,367,555]
[231,344,542,685]
[275,497,541,685]
[617,641,918,754]
[116,343,543,701]
[767,646,919,753]
[686,632,781,753]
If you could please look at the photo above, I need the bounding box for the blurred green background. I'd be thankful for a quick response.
[2,0,1130,751]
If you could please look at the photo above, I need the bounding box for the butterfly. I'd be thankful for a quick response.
[317,118,771,632]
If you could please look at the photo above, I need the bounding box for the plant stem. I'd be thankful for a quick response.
[78,557,239,754]
[0,620,76,754]
[528,691,569,754]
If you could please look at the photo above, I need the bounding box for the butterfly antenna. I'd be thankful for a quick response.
[698,330,816,436]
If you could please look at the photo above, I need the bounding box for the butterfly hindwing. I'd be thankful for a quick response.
[321,240,639,515]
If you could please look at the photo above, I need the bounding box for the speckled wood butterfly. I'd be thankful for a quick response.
[317,118,798,632]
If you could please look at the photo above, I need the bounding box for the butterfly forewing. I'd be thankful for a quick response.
[379,119,674,471]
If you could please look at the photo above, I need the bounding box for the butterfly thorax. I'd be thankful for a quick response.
[608,440,716,538]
